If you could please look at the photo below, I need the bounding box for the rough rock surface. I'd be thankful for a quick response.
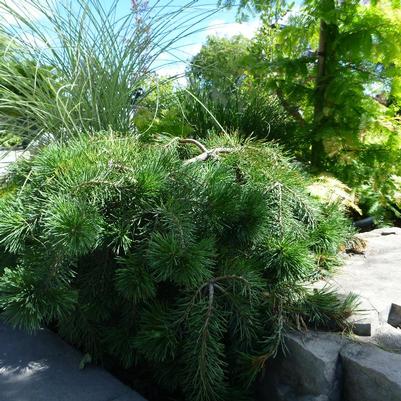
[372,323,401,353]
[341,342,401,401]
[0,323,146,401]
[271,384,330,401]
[260,331,345,401]
[276,332,344,400]
[259,331,401,401]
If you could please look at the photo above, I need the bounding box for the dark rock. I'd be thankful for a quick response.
[259,331,345,401]
[271,384,329,401]
[347,316,372,336]
[112,394,146,401]
[388,303,401,328]
[341,342,401,401]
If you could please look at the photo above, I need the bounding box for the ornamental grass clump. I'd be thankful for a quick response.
[0,132,356,401]
[0,0,215,142]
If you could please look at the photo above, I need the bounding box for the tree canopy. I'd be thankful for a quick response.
[219,0,401,169]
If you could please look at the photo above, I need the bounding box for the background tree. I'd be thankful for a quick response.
[184,35,300,148]
[221,0,401,168]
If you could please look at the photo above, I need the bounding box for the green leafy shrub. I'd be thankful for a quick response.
[0,132,356,401]
[185,35,297,146]
[134,36,297,151]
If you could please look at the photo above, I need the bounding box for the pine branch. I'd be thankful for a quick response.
[275,87,306,127]
[107,160,136,173]
[179,138,208,153]
[76,179,120,188]
[179,138,237,165]
[202,282,215,339]
[178,275,252,327]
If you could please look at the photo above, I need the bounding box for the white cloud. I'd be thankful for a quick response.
[206,19,261,39]
[156,64,186,77]
[279,5,301,25]
[154,17,260,84]
[155,63,187,86]
[0,0,44,26]
[20,32,47,48]
[158,43,202,64]
[179,43,202,58]
[155,44,202,84]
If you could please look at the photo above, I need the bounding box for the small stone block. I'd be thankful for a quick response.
[346,309,378,337]
[351,321,371,337]
[388,303,401,328]
[373,323,401,353]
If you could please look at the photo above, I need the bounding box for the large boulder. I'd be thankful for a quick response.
[259,331,346,401]
[341,342,401,401]
[259,330,401,401]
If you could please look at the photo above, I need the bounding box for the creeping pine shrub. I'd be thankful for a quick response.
[0,132,356,401]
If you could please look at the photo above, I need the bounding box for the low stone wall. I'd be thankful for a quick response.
[0,149,25,175]
[258,331,401,401]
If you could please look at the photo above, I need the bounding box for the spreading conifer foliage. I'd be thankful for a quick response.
[0,132,356,401]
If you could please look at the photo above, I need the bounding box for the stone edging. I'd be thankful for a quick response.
[258,330,401,401]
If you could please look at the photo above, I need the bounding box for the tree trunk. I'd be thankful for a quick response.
[311,0,338,169]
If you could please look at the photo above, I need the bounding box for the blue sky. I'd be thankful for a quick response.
[158,3,260,78]
[1,0,260,80]
[100,0,260,78]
